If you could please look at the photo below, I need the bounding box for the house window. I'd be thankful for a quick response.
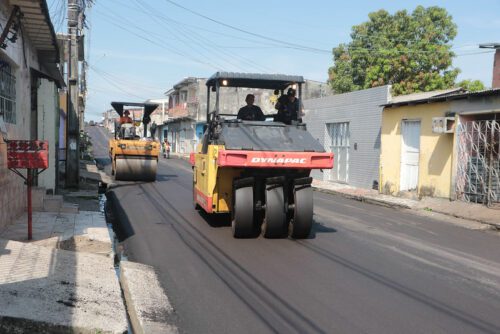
[180,91,187,103]
[0,61,16,124]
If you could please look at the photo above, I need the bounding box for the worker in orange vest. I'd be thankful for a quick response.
[119,110,133,124]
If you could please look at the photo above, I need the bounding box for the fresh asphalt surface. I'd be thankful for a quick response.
[91,127,500,333]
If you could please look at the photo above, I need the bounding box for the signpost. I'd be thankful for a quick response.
[7,140,48,240]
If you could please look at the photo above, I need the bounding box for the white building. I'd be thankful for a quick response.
[0,0,63,228]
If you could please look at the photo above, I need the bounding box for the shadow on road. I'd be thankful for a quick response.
[308,220,337,239]
[196,210,336,240]
[197,210,232,228]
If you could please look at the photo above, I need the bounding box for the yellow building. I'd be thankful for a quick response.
[380,88,500,203]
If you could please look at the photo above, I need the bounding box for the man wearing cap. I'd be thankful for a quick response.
[274,88,301,125]
[237,94,265,121]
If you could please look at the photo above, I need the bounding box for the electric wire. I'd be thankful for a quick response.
[92,9,220,70]
[163,0,331,54]
[89,65,151,100]
[131,0,273,73]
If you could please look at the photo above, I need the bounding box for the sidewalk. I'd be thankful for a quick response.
[312,179,500,229]
[53,159,178,334]
[0,198,128,332]
[0,160,128,333]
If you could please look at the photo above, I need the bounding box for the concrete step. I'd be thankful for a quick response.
[43,195,63,212]
[0,239,128,333]
[60,203,79,214]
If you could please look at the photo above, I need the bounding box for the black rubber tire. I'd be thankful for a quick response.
[289,186,313,239]
[232,187,254,238]
[262,186,287,238]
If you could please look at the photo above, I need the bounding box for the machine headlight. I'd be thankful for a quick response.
[119,144,126,149]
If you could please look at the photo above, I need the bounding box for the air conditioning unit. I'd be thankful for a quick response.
[432,117,455,134]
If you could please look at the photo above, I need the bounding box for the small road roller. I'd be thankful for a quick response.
[109,102,160,182]
[191,72,333,239]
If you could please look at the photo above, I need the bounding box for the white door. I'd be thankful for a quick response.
[400,120,420,191]
[329,122,349,183]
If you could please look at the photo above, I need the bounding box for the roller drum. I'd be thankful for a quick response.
[115,157,157,181]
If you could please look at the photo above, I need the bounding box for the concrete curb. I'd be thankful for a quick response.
[420,207,500,230]
[313,186,500,229]
[120,261,177,334]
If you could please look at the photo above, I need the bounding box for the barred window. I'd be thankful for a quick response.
[0,61,16,124]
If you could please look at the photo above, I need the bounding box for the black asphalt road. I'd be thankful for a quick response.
[106,157,500,334]
[85,125,112,167]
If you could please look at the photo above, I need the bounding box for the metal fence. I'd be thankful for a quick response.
[456,120,500,206]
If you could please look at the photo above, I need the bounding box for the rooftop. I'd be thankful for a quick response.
[384,88,500,108]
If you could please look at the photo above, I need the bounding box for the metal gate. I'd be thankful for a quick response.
[456,120,500,206]
[328,122,349,183]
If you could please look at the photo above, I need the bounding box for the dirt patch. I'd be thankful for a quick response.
[58,236,111,255]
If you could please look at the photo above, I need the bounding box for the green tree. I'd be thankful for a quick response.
[328,6,460,96]
[456,79,485,92]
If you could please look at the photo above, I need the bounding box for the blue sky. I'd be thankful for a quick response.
[47,0,500,121]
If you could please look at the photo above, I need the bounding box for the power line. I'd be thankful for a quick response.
[89,65,151,100]
[163,0,331,54]
[130,0,241,71]
[131,0,273,72]
[92,10,219,70]
[89,64,172,92]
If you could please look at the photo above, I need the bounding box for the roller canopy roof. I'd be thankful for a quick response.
[206,72,304,90]
[111,102,159,117]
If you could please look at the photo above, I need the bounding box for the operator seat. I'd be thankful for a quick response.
[120,123,135,139]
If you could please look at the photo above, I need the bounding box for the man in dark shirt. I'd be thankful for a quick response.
[237,94,265,121]
[274,88,301,124]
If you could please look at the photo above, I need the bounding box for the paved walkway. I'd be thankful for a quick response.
[312,179,500,228]
[0,211,112,254]
[0,210,127,333]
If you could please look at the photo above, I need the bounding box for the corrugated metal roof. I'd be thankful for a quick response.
[206,72,304,90]
[389,88,464,104]
[384,88,500,108]
[11,0,59,63]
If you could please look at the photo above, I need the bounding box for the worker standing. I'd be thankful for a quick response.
[163,139,171,159]
[274,88,302,124]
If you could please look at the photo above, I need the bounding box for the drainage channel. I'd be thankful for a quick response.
[101,192,133,334]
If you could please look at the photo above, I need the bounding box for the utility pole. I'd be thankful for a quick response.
[479,43,500,88]
[65,0,81,187]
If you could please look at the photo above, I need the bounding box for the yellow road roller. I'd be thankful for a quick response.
[109,102,160,181]
[191,72,333,239]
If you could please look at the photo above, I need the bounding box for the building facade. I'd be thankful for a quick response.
[0,0,63,228]
[380,89,500,206]
[303,86,390,189]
